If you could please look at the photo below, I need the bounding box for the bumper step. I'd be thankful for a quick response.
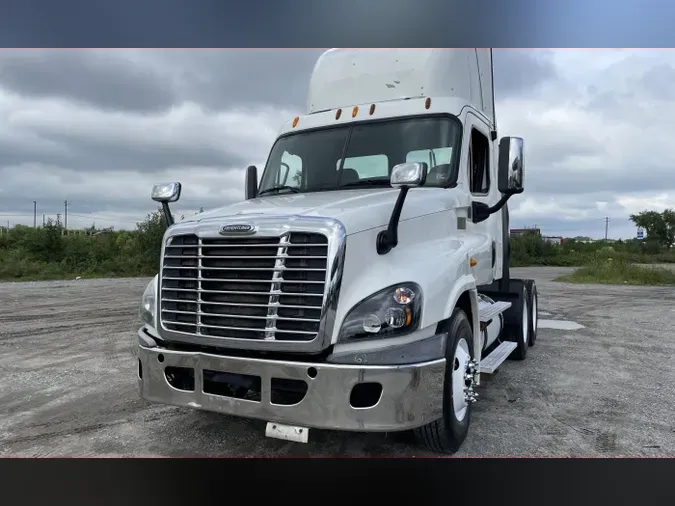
[480,341,518,374]
[479,301,511,322]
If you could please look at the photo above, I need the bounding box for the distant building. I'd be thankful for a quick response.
[543,236,563,245]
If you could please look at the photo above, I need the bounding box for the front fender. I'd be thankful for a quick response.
[332,211,483,351]
[444,276,480,362]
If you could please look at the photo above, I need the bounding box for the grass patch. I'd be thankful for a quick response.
[555,259,675,286]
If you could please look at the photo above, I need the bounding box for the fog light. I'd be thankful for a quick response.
[363,314,381,333]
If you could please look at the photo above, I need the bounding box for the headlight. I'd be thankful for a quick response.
[139,275,158,328]
[337,282,422,343]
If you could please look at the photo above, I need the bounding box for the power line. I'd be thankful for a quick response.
[0,212,141,225]
[63,213,140,225]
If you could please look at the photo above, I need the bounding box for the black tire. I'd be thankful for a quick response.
[505,284,529,360]
[413,308,474,454]
[524,280,538,346]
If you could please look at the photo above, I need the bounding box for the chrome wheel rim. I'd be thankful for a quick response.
[532,291,538,334]
[452,338,471,421]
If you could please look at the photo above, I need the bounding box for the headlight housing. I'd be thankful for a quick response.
[139,275,158,329]
[337,282,422,343]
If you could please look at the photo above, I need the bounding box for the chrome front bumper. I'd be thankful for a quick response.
[137,331,446,432]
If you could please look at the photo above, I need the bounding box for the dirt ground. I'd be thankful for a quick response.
[1,267,673,456]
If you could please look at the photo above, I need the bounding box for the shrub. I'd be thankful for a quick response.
[0,209,167,281]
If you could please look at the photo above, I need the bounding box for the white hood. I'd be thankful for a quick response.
[186,188,465,235]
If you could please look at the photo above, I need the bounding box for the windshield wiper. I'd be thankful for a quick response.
[340,178,392,188]
[258,185,301,196]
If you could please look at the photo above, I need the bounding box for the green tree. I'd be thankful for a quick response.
[629,209,675,248]
[134,209,167,274]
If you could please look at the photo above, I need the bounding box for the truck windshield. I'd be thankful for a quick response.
[258,116,461,195]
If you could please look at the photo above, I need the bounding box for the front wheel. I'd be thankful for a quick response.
[413,308,475,454]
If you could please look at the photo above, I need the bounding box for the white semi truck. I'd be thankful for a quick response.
[137,48,538,454]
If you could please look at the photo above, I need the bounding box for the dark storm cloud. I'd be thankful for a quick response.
[0,49,557,116]
[157,49,326,112]
[0,51,176,113]
[492,49,559,99]
[0,49,324,114]
[0,132,247,173]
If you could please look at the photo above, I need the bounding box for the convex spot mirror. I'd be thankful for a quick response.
[390,162,428,188]
[151,182,182,203]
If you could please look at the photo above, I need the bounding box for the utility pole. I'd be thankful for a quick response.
[33,200,37,228]
[42,214,45,226]
[64,200,69,234]
[604,217,609,240]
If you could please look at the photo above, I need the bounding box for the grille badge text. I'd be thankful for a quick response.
[219,223,255,235]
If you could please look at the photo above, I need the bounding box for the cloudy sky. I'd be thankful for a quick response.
[0,48,672,239]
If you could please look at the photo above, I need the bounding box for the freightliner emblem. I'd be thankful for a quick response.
[219,223,255,235]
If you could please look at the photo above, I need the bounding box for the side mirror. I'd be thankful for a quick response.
[497,137,524,194]
[151,182,182,203]
[390,162,428,188]
[151,182,181,227]
[245,165,258,200]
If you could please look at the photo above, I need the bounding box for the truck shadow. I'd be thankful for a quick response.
[168,410,437,457]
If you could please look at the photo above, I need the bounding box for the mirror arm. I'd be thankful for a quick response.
[161,202,174,227]
[377,186,410,255]
[472,190,521,224]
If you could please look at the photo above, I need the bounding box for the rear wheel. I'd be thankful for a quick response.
[505,284,529,360]
[524,280,538,346]
[413,308,475,454]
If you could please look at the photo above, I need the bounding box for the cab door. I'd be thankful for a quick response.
[463,111,500,286]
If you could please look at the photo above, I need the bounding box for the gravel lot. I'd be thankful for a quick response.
[1,267,673,456]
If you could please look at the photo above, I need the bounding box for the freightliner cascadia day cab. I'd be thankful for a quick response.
[137,48,539,454]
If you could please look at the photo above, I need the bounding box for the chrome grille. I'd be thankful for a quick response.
[159,232,329,342]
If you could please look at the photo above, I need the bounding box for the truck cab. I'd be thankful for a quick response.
[137,48,538,454]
